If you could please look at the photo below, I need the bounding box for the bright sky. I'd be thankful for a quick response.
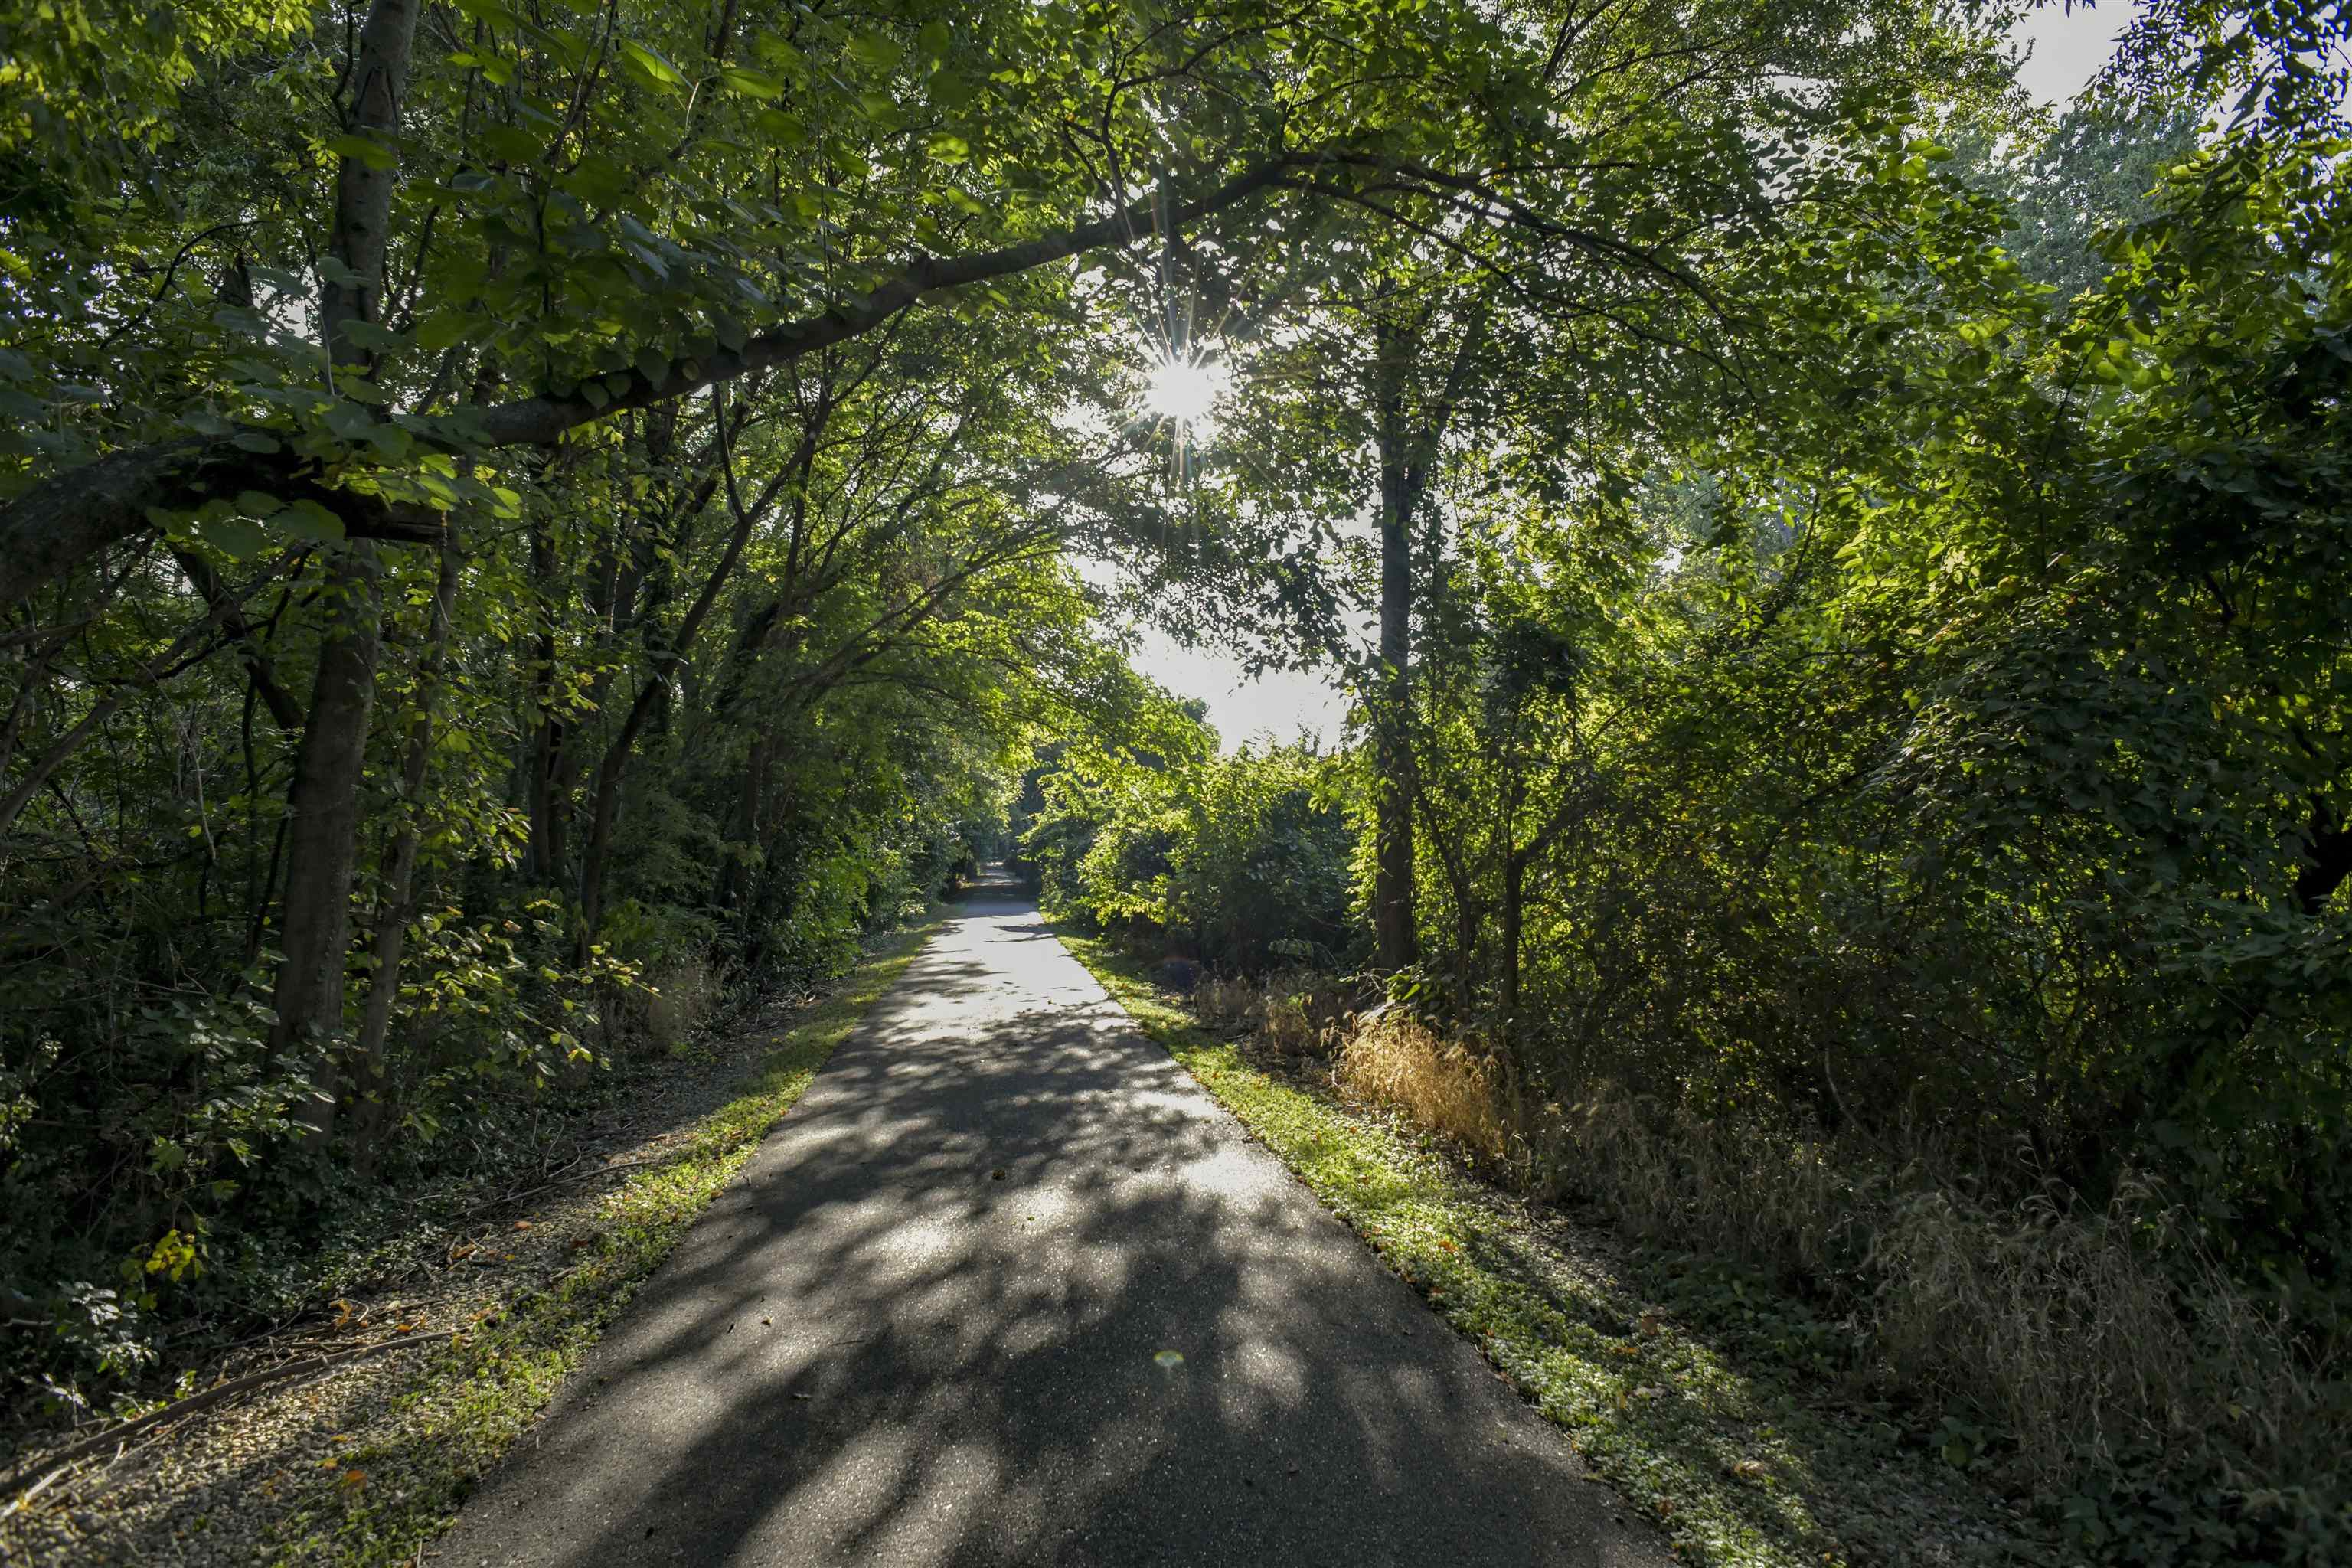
[1128,2,2137,752]
[2011,0,2138,104]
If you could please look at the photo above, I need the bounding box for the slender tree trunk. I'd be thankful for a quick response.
[1501,850,1524,1040]
[714,727,773,914]
[575,711,647,960]
[273,544,384,1136]
[524,517,567,883]
[351,530,459,1158]
[1362,294,1488,976]
[272,0,420,1138]
[1372,354,1418,974]
[576,390,769,960]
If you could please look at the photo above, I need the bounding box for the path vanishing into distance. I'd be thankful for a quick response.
[444,877,1667,1567]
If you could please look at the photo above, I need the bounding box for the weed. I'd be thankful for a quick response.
[1063,930,2056,1568]
[263,916,941,1563]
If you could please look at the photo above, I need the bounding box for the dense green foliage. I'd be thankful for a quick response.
[1022,725,1355,969]
[5,0,2350,1559]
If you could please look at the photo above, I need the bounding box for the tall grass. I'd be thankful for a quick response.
[1201,968,2341,1517]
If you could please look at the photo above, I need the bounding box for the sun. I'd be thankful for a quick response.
[1142,350,1227,430]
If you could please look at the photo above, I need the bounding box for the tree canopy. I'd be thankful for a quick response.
[5,0,2352,1560]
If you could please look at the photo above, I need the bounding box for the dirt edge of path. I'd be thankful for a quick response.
[0,916,942,1568]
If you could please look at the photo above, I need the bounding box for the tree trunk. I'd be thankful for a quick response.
[1372,351,1418,974]
[714,727,774,915]
[524,517,568,884]
[273,543,384,1137]
[576,391,769,960]
[351,531,459,1157]
[1501,851,1525,1040]
[273,0,420,1138]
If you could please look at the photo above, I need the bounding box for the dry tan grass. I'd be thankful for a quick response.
[1334,1011,1515,1161]
[1867,1177,2341,1481]
[1315,1011,2341,1498]
[1183,968,1354,1057]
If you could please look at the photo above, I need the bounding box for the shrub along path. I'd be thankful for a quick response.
[442,877,1665,1566]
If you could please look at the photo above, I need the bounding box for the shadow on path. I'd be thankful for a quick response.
[439,885,1666,1566]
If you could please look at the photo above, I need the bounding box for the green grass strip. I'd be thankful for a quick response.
[1061,930,2040,1568]
[269,914,943,1564]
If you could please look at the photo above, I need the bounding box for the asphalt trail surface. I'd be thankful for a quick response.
[443,880,1667,1566]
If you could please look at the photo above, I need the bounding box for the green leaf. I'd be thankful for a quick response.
[323,134,397,172]
[273,499,347,545]
[340,320,406,353]
[719,67,782,100]
[322,401,375,440]
[622,41,688,90]
[846,32,904,71]
[203,516,269,561]
[416,311,475,352]
[479,124,540,164]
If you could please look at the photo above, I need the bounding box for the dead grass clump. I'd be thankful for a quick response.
[1315,1016,2341,1506]
[1190,973,1262,1035]
[1553,1089,2342,1497]
[1868,1178,2342,1485]
[1544,1089,1878,1280]
[641,959,721,1051]
[1258,969,1352,1056]
[1335,1011,1514,1161]
[1184,968,1354,1057]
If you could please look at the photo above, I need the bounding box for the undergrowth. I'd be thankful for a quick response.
[1080,936,2352,1566]
[251,914,939,1562]
[1064,931,2064,1568]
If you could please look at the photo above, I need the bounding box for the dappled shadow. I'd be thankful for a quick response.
[437,891,1664,1566]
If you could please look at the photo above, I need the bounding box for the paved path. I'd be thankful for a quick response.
[444,884,1665,1566]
